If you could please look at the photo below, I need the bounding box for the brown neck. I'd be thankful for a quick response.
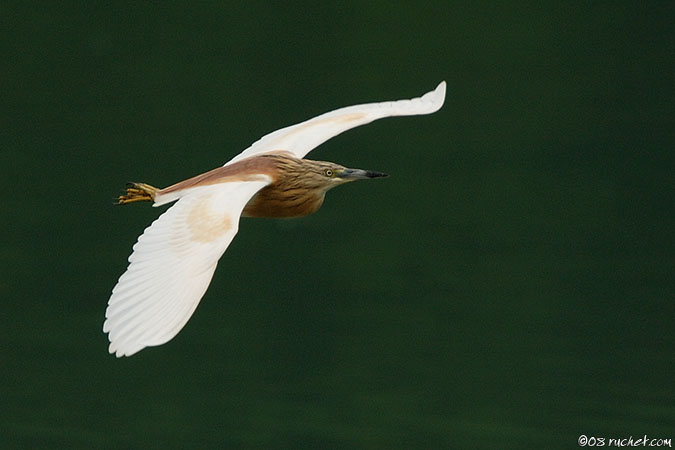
[242,155,327,218]
[242,184,325,218]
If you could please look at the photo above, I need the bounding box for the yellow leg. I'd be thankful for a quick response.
[117,182,159,205]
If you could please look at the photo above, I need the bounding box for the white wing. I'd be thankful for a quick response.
[225,81,446,165]
[103,179,270,357]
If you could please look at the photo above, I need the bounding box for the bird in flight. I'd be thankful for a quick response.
[104,81,446,357]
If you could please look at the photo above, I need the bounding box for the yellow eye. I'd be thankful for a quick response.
[324,169,334,177]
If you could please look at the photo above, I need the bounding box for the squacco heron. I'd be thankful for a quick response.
[104,81,446,357]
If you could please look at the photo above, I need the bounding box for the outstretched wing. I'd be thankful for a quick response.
[225,81,446,166]
[103,179,270,357]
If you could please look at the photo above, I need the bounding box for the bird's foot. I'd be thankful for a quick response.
[117,182,158,205]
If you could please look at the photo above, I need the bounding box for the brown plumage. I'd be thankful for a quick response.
[243,154,345,217]
[118,152,388,218]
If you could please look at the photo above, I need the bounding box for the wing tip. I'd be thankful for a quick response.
[107,337,143,358]
[424,80,447,112]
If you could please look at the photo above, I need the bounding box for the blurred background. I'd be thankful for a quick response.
[1,1,673,449]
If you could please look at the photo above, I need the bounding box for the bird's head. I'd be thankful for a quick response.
[300,159,389,192]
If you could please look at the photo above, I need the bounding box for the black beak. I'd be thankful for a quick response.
[338,168,389,180]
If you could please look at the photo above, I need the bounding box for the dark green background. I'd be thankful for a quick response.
[2,2,673,449]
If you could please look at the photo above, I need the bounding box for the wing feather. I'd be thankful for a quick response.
[104,179,270,357]
[225,81,446,165]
